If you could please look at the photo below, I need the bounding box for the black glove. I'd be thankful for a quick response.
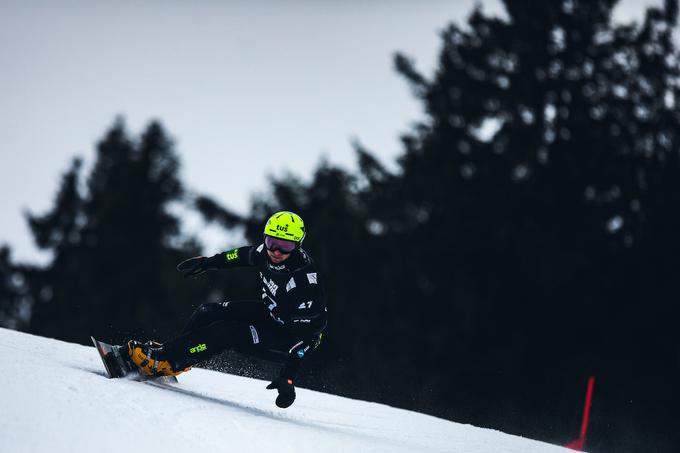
[266,377,296,408]
[177,256,209,278]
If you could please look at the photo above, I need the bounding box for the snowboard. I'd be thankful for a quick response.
[91,336,177,383]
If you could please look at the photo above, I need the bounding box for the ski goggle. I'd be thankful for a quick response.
[264,236,297,253]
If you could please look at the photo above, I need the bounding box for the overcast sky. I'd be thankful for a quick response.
[0,0,659,262]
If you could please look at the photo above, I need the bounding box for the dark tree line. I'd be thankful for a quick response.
[1,1,680,451]
[3,120,217,343]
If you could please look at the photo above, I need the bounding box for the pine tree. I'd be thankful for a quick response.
[377,0,680,450]
[26,158,88,340]
[26,120,209,344]
[0,246,30,329]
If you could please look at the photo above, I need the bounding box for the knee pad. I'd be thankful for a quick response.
[193,303,222,320]
[183,303,225,333]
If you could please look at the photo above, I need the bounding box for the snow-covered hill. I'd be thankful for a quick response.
[0,328,572,453]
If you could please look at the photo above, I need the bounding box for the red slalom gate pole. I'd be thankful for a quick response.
[565,376,596,451]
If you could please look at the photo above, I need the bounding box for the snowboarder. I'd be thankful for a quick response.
[126,211,327,408]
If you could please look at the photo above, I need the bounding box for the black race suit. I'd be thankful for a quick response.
[161,244,327,381]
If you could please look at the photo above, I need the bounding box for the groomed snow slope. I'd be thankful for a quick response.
[0,328,571,453]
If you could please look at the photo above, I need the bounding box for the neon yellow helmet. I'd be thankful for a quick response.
[263,211,306,244]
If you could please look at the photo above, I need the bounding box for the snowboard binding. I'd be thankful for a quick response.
[91,336,179,383]
[127,340,188,377]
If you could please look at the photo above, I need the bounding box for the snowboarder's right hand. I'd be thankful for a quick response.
[177,256,210,278]
[266,377,296,408]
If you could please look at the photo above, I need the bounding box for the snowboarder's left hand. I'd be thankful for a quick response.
[177,256,209,278]
[266,377,296,408]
